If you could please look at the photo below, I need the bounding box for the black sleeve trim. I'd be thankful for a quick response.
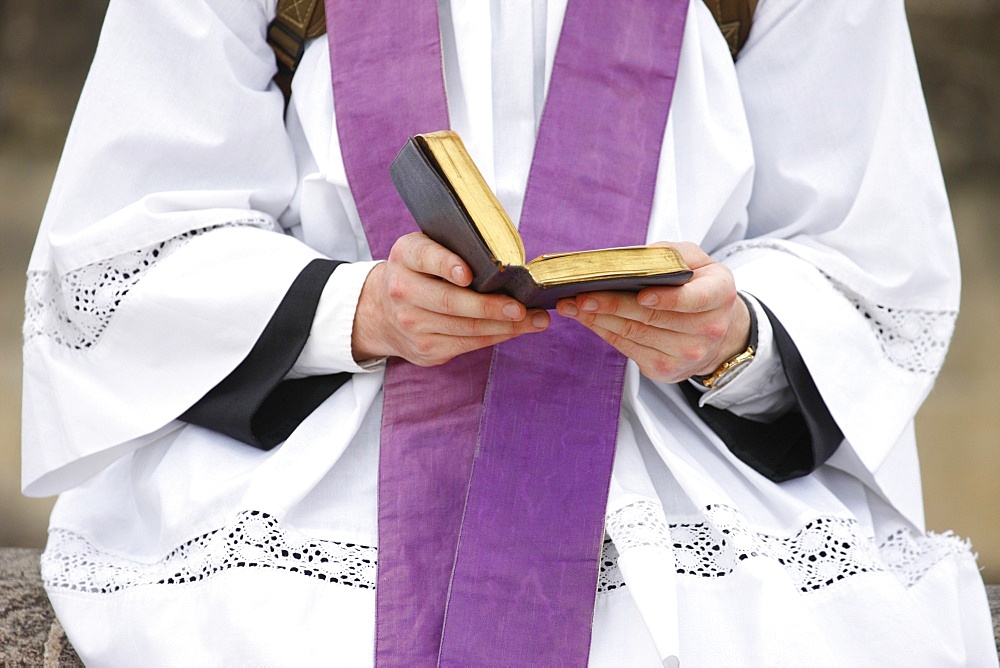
[180,258,352,450]
[678,300,844,482]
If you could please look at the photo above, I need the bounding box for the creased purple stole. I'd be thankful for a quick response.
[327,1,687,664]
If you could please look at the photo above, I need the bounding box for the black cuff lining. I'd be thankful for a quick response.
[679,299,844,482]
[180,258,352,450]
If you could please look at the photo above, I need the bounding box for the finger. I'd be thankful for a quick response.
[571,310,713,362]
[398,316,550,367]
[558,290,693,332]
[571,290,667,322]
[579,321,695,383]
[558,283,734,342]
[390,232,472,286]
[397,304,550,338]
[386,261,531,322]
[650,240,713,270]
[637,262,736,314]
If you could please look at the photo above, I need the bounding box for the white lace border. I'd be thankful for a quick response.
[42,504,970,597]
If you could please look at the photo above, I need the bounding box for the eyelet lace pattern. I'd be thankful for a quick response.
[43,503,968,597]
[842,286,954,375]
[42,510,377,594]
[720,240,956,374]
[23,218,275,350]
[599,501,969,593]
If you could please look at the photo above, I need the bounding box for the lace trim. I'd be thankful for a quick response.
[720,240,956,374]
[601,502,969,594]
[878,527,972,589]
[841,284,955,375]
[598,539,625,592]
[605,500,672,552]
[23,218,275,350]
[43,505,969,596]
[42,510,377,594]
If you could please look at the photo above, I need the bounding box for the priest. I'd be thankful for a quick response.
[23,0,996,664]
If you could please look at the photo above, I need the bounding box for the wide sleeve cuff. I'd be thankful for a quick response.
[679,299,844,482]
[180,258,352,450]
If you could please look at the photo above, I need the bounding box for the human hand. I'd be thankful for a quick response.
[352,232,550,366]
[555,242,750,383]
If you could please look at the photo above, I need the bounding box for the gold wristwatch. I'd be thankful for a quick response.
[692,345,755,389]
[692,293,758,390]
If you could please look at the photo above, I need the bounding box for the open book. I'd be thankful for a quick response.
[389,130,692,309]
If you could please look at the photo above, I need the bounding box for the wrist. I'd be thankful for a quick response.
[692,293,756,389]
[351,261,394,362]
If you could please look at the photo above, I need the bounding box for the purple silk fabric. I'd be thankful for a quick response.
[437,2,687,664]
[328,0,687,664]
[326,3,490,664]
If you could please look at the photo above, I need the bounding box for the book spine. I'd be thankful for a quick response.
[390,141,503,290]
[470,264,513,294]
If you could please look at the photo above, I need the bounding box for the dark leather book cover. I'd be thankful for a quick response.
[390,139,508,293]
[389,134,692,309]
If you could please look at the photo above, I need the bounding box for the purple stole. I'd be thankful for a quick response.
[327,1,687,664]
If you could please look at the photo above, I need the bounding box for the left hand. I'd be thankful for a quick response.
[555,242,750,383]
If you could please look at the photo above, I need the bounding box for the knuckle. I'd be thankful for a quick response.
[387,275,408,301]
[484,300,504,321]
[438,289,454,315]
[413,238,431,264]
[654,289,678,311]
[701,321,727,341]
[387,242,405,263]
[639,307,661,326]
[693,292,714,312]
[651,356,675,378]
[679,344,706,363]
[619,319,644,342]
[605,331,627,349]
[413,338,436,357]
[643,355,677,382]
[464,317,482,337]
[397,313,419,333]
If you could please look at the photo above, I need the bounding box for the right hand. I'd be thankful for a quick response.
[352,232,550,366]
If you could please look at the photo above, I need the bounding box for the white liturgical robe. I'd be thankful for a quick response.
[22,0,997,665]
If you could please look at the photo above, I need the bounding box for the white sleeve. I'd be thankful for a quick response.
[721,0,958,511]
[21,0,333,496]
[290,261,386,376]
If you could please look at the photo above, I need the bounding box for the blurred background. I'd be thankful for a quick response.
[1,1,998,581]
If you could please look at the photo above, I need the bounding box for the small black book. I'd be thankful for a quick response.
[389,130,693,309]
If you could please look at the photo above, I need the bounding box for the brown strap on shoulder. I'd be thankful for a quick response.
[702,0,758,59]
[268,0,327,104]
[266,0,757,105]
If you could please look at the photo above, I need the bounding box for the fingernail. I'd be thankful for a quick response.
[581,298,598,312]
[531,312,548,328]
[502,303,521,319]
[560,303,578,317]
[638,293,657,307]
[451,266,465,283]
